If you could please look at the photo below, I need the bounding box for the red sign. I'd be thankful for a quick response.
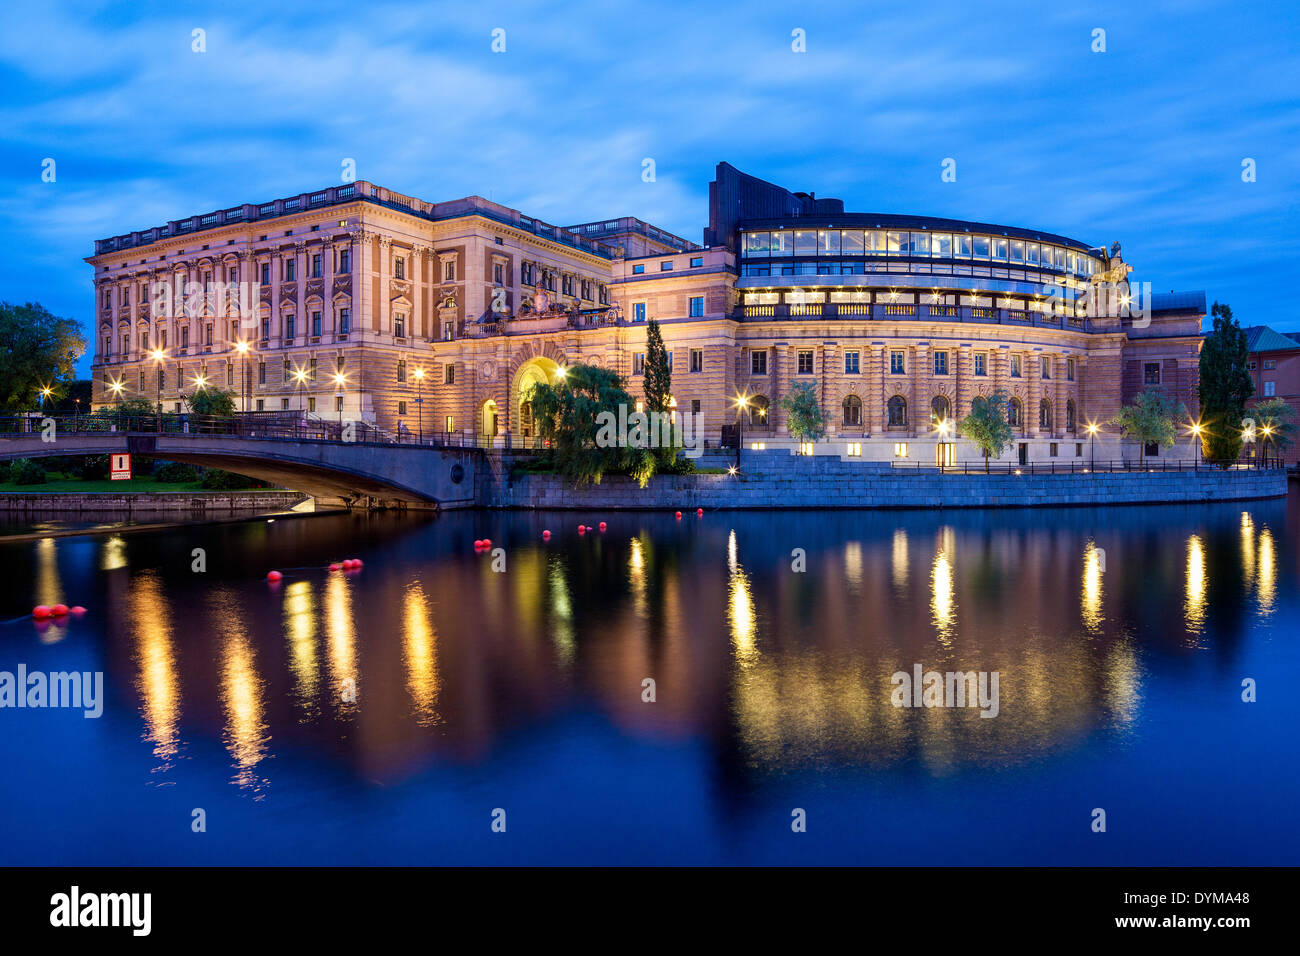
[110,453,131,481]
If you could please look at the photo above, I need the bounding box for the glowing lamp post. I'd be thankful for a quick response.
[1086,422,1099,470]
[1190,422,1203,468]
[234,340,250,415]
[150,347,166,431]
[413,367,425,444]
[332,372,346,434]
[108,378,125,432]
[733,393,749,472]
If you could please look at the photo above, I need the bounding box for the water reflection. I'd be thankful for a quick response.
[129,572,181,774]
[1185,534,1207,637]
[325,572,359,717]
[283,580,320,720]
[213,589,269,795]
[403,581,440,726]
[930,528,956,644]
[727,529,758,666]
[34,539,66,645]
[1082,540,1104,634]
[1257,528,1276,616]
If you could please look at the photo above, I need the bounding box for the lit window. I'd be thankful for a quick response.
[893,442,908,458]
[846,442,862,457]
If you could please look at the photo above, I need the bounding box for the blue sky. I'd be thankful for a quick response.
[2,0,1297,375]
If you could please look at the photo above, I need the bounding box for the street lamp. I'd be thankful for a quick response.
[108,378,125,431]
[332,371,346,433]
[413,367,425,444]
[1190,421,1203,468]
[234,340,251,415]
[733,393,749,472]
[935,417,951,469]
[150,347,166,431]
[1086,422,1099,470]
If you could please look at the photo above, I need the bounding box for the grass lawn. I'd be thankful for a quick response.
[0,472,265,494]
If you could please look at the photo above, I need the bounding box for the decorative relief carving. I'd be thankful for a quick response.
[479,360,498,382]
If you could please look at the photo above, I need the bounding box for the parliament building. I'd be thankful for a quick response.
[88,163,1204,465]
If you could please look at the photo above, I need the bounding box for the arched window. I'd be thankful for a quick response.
[1066,399,1076,432]
[931,396,950,423]
[749,395,770,426]
[887,395,907,427]
[843,394,862,426]
[1008,397,1022,428]
[1039,398,1052,429]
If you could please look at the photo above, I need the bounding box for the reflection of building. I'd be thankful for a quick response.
[1244,325,1300,464]
[89,164,1204,463]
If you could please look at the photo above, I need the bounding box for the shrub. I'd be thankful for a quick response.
[71,454,110,480]
[200,468,255,490]
[9,458,46,485]
[153,461,198,483]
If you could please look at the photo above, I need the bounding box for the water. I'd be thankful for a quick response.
[1,493,1297,865]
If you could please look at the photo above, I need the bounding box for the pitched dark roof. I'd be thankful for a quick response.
[1244,325,1300,353]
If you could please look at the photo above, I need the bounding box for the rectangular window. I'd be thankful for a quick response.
[689,296,704,317]
[258,361,266,384]
[308,397,316,412]
[691,400,701,414]
[284,316,295,340]
[312,311,322,337]
[339,249,351,273]
[445,415,454,432]
[444,364,454,385]
[311,254,322,278]
[394,314,406,338]
[1263,359,1276,370]
[284,258,296,281]
[660,261,673,271]
[894,442,908,458]
[846,442,862,457]
[339,308,350,333]
[844,350,860,375]
[797,350,814,375]
[633,302,647,323]
[690,256,703,268]
[934,351,948,375]
[890,350,905,375]
[257,399,265,411]
[1067,357,1076,381]
[443,260,455,282]
[494,263,504,284]
[310,358,317,381]
[1264,381,1276,397]
[632,264,645,275]
[974,352,987,376]
[1041,356,1051,379]
[260,263,270,285]
[1144,362,1161,385]
[633,353,646,375]
[281,398,290,410]
[394,256,405,280]
[397,360,406,383]
[1050,442,1059,457]
[689,349,703,372]
[751,350,768,375]
[1010,354,1022,377]
[1076,442,1083,457]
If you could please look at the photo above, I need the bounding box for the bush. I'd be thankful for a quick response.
[70,454,110,480]
[153,461,198,483]
[200,468,257,490]
[8,458,47,485]
[658,455,697,476]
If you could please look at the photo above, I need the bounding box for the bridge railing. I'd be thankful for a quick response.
[888,456,1285,474]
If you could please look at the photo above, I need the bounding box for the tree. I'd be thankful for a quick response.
[1198,302,1253,464]
[1110,388,1186,466]
[185,388,237,417]
[529,363,638,486]
[778,381,826,443]
[0,301,86,411]
[641,319,677,469]
[958,391,1013,472]
[1251,397,1296,461]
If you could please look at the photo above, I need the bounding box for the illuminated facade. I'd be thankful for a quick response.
[88,164,1205,464]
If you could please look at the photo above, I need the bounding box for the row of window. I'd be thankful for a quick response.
[630,256,707,275]
[738,392,1079,430]
[741,229,1099,277]
[743,349,1077,380]
[628,296,706,324]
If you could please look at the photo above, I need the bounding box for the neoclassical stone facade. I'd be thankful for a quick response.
[88,167,1204,465]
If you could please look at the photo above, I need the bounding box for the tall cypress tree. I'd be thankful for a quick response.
[1198,301,1254,463]
[643,319,672,415]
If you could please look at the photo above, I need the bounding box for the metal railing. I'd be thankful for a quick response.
[736,302,1094,330]
[888,457,1284,474]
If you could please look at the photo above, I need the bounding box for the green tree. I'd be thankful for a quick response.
[1111,388,1186,467]
[185,388,237,417]
[0,301,86,411]
[1198,302,1253,464]
[778,381,826,443]
[1251,397,1296,461]
[641,319,678,469]
[529,363,639,486]
[958,390,1014,472]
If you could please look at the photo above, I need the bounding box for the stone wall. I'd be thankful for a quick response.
[0,491,307,513]
[484,453,1287,511]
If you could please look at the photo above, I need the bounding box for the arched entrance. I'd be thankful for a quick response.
[478,399,499,446]
[513,356,563,442]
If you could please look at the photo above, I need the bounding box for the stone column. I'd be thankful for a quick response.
[1028,350,1042,436]
[867,344,884,436]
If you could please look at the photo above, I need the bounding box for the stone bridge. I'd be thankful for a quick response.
[0,431,483,509]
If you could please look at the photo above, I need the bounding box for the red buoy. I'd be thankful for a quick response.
[70,606,87,616]
[481,539,491,548]
[32,605,52,619]
[675,511,682,519]
[329,562,342,571]
[542,530,551,540]
[577,525,586,534]
[352,559,363,568]
[697,508,704,516]
[598,522,607,532]
[51,604,69,616]
[266,571,283,582]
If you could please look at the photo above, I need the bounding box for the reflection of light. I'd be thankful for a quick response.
[1082,540,1104,633]
[283,580,319,719]
[101,535,127,571]
[1240,512,1255,586]
[130,572,180,771]
[629,535,647,618]
[1103,643,1141,728]
[548,558,575,664]
[1257,528,1276,616]
[844,542,863,592]
[217,593,268,793]
[35,539,65,644]
[930,530,955,643]
[326,572,358,715]
[1185,534,1206,635]
[403,581,440,725]
[727,529,757,665]
[727,529,738,575]
[891,529,909,589]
